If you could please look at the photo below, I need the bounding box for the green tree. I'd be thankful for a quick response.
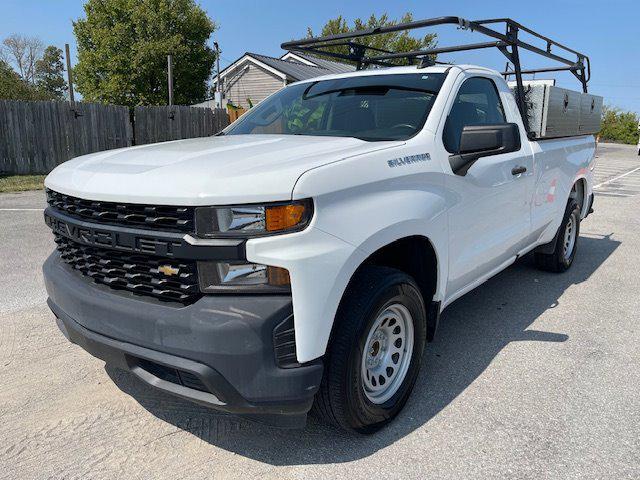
[599,106,639,145]
[0,59,49,100]
[35,46,68,100]
[73,0,217,106]
[306,13,437,65]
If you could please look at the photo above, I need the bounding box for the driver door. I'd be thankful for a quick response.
[442,75,533,302]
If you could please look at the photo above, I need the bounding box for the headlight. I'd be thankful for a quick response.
[195,199,313,238]
[198,261,290,293]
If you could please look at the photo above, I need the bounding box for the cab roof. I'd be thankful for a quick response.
[290,64,498,86]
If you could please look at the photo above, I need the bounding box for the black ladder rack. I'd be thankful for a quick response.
[281,16,591,139]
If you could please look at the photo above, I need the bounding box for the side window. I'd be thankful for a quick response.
[443,77,507,153]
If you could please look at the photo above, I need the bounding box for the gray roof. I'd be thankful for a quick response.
[289,53,355,74]
[247,52,343,81]
[216,51,356,84]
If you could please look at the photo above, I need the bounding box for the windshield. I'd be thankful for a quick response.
[224,73,446,141]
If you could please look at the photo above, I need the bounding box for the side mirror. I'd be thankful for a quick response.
[449,123,521,175]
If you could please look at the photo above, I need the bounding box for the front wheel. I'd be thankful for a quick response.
[535,199,581,272]
[313,266,427,433]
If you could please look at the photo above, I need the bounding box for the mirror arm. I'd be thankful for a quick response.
[449,152,478,176]
[449,148,504,176]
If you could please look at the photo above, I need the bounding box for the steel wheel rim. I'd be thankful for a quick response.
[563,214,577,261]
[361,303,414,404]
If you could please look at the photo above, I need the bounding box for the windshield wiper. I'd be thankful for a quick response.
[354,136,397,142]
[289,132,397,142]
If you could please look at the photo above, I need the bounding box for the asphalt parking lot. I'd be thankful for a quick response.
[0,143,638,479]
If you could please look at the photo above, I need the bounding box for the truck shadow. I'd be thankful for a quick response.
[106,233,619,465]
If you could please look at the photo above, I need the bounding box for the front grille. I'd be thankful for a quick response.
[46,189,195,233]
[54,233,201,304]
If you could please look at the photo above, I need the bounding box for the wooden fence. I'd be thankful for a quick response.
[134,105,229,144]
[0,100,130,174]
[0,100,229,175]
[227,107,247,123]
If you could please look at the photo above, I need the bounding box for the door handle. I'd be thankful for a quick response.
[511,166,527,176]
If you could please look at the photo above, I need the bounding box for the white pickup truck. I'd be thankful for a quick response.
[43,17,599,432]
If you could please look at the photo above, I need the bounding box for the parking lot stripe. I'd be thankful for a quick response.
[594,165,640,189]
[0,208,44,211]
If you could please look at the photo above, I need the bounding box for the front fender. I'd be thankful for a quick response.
[248,155,450,362]
[246,216,448,364]
[246,226,367,363]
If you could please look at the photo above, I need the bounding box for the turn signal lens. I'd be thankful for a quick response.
[195,199,312,238]
[267,266,291,286]
[265,204,307,232]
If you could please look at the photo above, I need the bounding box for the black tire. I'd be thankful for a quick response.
[313,265,427,433]
[534,199,581,273]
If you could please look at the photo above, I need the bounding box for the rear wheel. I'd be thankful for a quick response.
[535,199,581,272]
[313,266,427,433]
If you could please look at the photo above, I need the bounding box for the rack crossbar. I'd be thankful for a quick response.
[366,41,508,62]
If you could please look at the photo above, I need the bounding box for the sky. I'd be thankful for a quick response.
[1,0,639,114]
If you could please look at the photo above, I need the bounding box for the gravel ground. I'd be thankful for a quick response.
[0,143,638,479]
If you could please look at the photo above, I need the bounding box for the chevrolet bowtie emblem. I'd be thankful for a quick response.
[158,265,179,276]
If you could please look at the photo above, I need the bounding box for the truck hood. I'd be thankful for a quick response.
[45,134,403,205]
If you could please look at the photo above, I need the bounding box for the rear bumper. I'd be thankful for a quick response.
[44,253,323,426]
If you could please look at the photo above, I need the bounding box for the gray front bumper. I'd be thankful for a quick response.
[43,253,322,423]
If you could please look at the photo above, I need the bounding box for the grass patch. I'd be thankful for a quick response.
[0,175,46,193]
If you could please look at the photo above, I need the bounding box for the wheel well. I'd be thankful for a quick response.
[327,236,439,355]
[570,178,587,214]
[362,236,438,307]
